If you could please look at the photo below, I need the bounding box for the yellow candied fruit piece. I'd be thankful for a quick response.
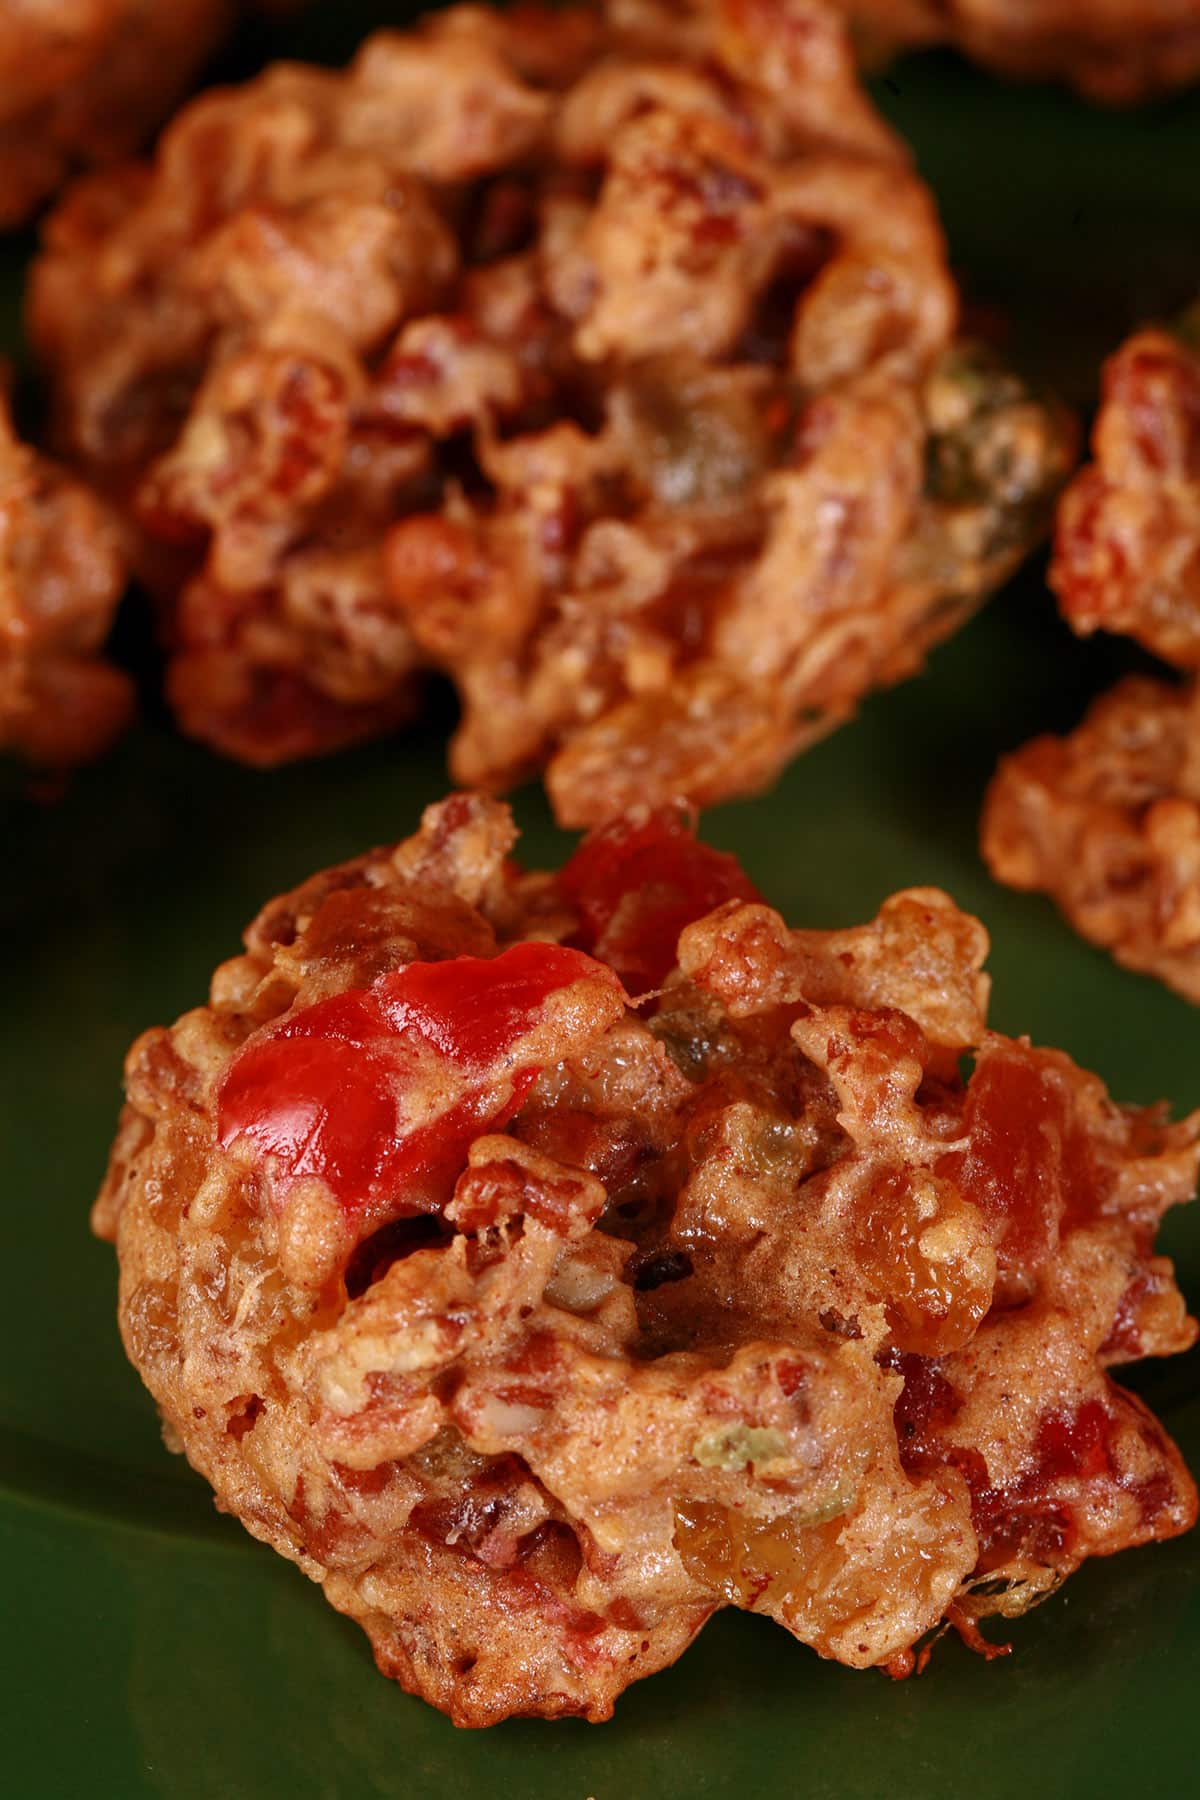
[673,1496,853,1607]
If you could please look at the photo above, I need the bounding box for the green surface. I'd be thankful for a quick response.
[3,11,1200,1798]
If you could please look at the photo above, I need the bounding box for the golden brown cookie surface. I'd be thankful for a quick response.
[32,1,1071,820]
[1053,321,1200,667]
[96,795,1198,1724]
[983,674,1200,1002]
[0,387,130,765]
[0,1,241,225]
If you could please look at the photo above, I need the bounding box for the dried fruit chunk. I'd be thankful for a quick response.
[852,1166,994,1355]
[559,806,762,994]
[936,1041,1093,1273]
[94,793,1197,1726]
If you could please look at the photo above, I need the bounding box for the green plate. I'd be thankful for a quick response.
[3,12,1200,1795]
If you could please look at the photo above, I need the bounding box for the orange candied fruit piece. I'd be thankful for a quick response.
[854,1167,994,1357]
[936,1042,1100,1275]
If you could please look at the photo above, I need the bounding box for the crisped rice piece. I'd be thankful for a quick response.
[0,1,238,227]
[982,674,1200,1002]
[95,794,1197,1726]
[0,388,130,765]
[840,1,1200,104]
[1052,318,1200,667]
[31,1,1073,819]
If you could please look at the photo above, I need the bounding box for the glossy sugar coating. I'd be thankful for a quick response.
[95,794,1197,1725]
[31,0,1072,823]
[840,0,1200,104]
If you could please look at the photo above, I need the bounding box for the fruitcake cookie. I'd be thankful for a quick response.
[983,674,1200,1001]
[32,0,1071,821]
[95,794,1198,1724]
